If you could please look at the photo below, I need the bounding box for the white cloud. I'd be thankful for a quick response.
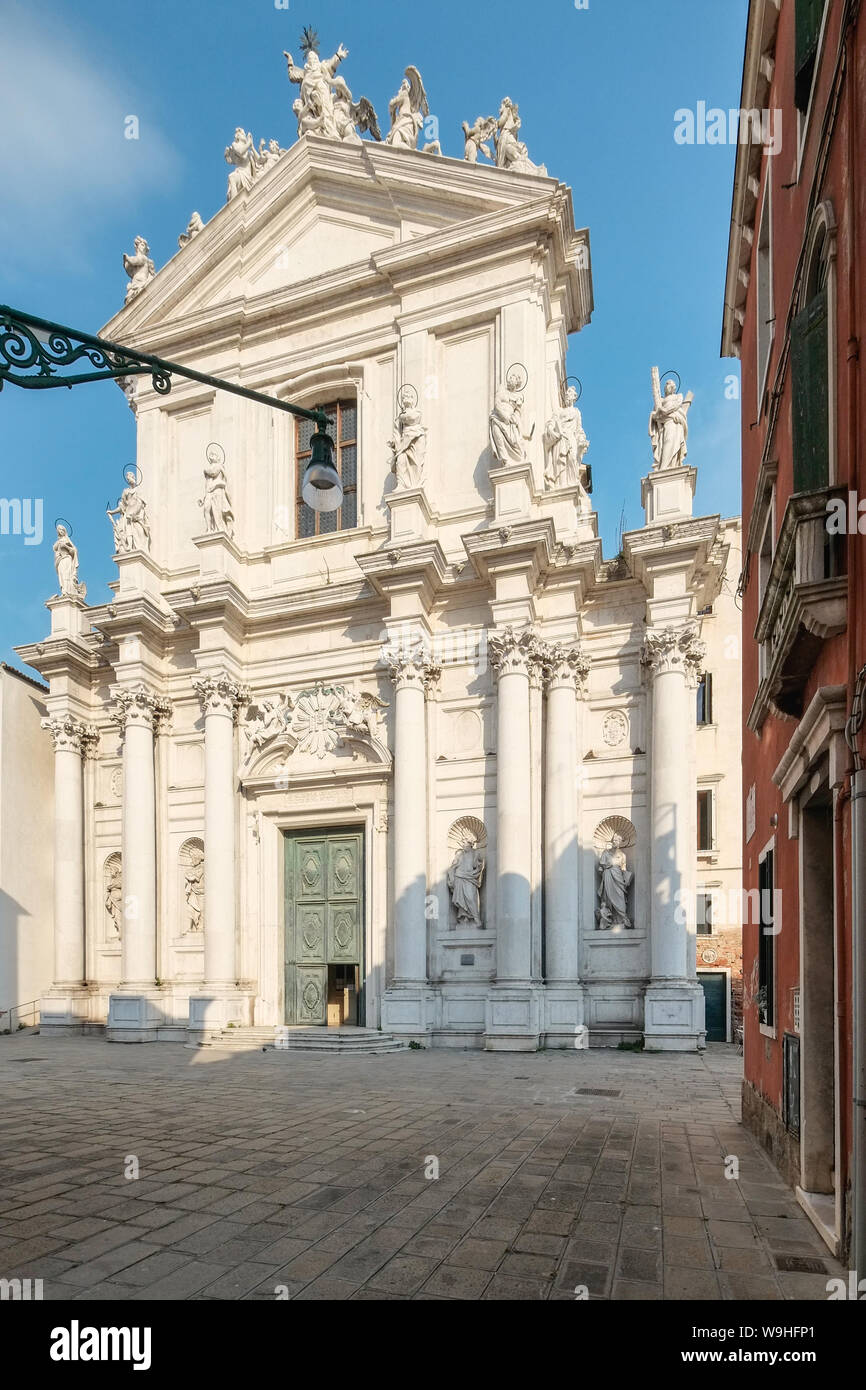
[0,3,182,274]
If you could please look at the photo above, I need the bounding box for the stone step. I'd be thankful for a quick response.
[191,1026,407,1054]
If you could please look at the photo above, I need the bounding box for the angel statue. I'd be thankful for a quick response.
[489,369,534,466]
[596,833,634,930]
[106,469,151,553]
[386,67,440,153]
[245,694,294,754]
[331,77,382,144]
[649,367,694,471]
[495,98,547,176]
[284,31,348,139]
[199,444,234,537]
[462,115,496,164]
[388,387,427,489]
[338,689,388,744]
[53,523,86,600]
[224,128,259,201]
[122,236,155,304]
[543,386,590,499]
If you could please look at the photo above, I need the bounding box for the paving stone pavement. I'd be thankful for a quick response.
[0,1034,846,1301]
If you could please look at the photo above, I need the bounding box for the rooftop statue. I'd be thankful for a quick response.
[256,137,287,172]
[224,128,258,200]
[649,367,694,471]
[106,468,151,554]
[543,385,590,498]
[386,67,441,154]
[122,236,155,304]
[284,30,349,139]
[53,523,86,600]
[462,115,496,163]
[331,77,382,144]
[178,211,204,249]
[460,98,546,175]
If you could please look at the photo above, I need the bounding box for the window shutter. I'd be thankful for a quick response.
[795,0,824,111]
[791,285,829,493]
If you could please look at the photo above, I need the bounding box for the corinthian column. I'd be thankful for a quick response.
[543,642,590,1042]
[41,715,97,1029]
[485,627,545,1049]
[107,685,170,1040]
[641,623,707,1050]
[380,637,439,1039]
[193,672,249,990]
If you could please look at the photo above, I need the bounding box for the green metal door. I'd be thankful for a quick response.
[699,972,727,1042]
[285,829,363,1025]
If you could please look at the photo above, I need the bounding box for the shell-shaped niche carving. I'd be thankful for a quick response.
[447,816,488,851]
[104,852,122,940]
[179,837,204,933]
[593,816,636,852]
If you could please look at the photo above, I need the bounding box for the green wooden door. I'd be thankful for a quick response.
[285,829,363,1025]
[699,972,728,1043]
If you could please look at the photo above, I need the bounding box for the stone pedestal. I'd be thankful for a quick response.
[490,461,536,524]
[543,487,597,543]
[47,595,89,640]
[193,531,245,584]
[642,626,706,1050]
[107,684,171,1041]
[641,465,697,525]
[386,486,433,544]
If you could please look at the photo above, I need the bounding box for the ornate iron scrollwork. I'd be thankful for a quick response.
[0,306,171,394]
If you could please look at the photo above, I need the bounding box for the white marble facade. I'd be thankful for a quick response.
[19,108,733,1051]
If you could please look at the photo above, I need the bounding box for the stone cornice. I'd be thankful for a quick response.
[772,685,849,800]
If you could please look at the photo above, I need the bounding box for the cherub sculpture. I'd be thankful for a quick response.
[462,115,496,163]
[338,689,388,744]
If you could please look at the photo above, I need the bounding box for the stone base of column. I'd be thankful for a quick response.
[483,984,543,1051]
[381,984,435,1043]
[187,989,254,1040]
[107,989,169,1042]
[643,980,706,1051]
[39,987,99,1036]
[540,985,588,1048]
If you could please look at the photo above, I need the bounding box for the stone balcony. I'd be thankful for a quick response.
[748,487,847,731]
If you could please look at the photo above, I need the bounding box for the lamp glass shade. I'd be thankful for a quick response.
[301,428,342,513]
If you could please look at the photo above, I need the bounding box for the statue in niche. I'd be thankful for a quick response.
[596,834,634,930]
[199,444,234,537]
[489,368,533,465]
[446,818,487,929]
[122,236,155,304]
[495,98,547,176]
[284,32,349,139]
[388,386,427,489]
[225,128,258,200]
[337,689,388,744]
[649,366,694,471]
[181,841,204,932]
[331,77,381,144]
[543,385,590,495]
[53,523,86,599]
[104,855,122,938]
[386,67,440,153]
[106,469,151,553]
[462,115,496,163]
[178,211,204,249]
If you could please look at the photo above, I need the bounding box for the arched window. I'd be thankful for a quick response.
[791,208,833,492]
[295,400,358,538]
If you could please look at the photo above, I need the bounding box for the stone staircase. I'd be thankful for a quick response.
[191,1025,407,1054]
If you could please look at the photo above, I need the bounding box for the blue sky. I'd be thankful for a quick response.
[0,0,747,668]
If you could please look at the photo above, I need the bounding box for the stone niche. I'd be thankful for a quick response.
[437,815,494,981]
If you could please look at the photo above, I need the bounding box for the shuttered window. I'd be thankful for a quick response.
[758,849,775,1028]
[795,0,825,112]
[296,400,358,538]
[791,285,829,492]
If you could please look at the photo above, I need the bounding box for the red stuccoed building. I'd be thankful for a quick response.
[722,0,865,1271]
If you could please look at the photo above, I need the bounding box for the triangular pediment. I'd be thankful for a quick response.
[103,136,588,342]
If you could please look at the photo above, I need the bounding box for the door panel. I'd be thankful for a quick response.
[699,973,727,1042]
[285,829,363,1025]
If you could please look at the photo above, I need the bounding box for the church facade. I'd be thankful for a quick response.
[19,62,733,1051]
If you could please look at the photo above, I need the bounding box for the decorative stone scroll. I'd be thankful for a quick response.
[179,838,204,933]
[594,816,636,931]
[111,685,172,734]
[446,817,487,929]
[641,624,706,687]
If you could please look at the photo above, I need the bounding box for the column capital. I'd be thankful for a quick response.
[41,713,99,756]
[111,684,172,734]
[489,625,546,680]
[383,638,441,695]
[193,671,251,721]
[641,623,705,687]
[543,641,591,696]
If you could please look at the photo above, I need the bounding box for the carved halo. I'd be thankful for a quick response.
[660,369,681,393]
[563,375,583,404]
[123,463,143,487]
[396,382,418,409]
[54,516,74,536]
[447,815,488,851]
[205,442,226,466]
[593,816,636,852]
[506,362,528,392]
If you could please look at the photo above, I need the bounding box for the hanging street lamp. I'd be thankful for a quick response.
[0,303,341,513]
